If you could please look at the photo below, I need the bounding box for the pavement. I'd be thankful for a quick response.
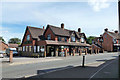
[1,52,119,79]
[28,57,118,79]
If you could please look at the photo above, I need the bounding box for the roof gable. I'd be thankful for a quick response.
[28,26,44,40]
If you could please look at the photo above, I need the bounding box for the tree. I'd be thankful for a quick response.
[86,36,96,45]
[0,37,5,43]
[8,38,21,44]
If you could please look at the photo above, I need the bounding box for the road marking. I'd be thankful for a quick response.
[24,74,37,78]
[88,59,116,80]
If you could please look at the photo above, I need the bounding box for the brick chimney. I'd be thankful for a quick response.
[78,28,81,33]
[61,23,64,30]
[114,30,118,34]
[43,26,44,30]
[104,28,108,32]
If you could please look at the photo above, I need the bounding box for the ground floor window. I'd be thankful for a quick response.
[34,46,36,53]
[37,46,40,52]
[29,46,32,52]
[26,46,28,52]
[23,46,25,51]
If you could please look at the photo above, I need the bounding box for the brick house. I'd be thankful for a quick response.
[92,28,120,52]
[19,23,90,57]
[0,40,8,53]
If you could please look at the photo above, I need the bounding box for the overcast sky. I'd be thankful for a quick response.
[0,0,118,43]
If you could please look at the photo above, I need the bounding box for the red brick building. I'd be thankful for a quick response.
[19,23,90,57]
[92,28,120,52]
[0,40,8,53]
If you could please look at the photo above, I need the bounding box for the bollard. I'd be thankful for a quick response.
[9,50,13,63]
[82,55,85,67]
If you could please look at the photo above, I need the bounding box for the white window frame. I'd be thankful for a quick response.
[81,37,84,43]
[37,46,40,52]
[23,46,25,51]
[29,46,32,52]
[47,34,51,40]
[27,35,30,41]
[34,46,36,53]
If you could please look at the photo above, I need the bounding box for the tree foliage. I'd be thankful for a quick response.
[86,36,96,45]
[8,38,21,44]
[0,37,5,43]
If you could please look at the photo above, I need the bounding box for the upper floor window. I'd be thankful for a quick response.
[58,37,61,41]
[65,37,67,42]
[81,37,84,43]
[113,39,117,44]
[27,35,30,41]
[47,34,51,40]
[71,36,75,42]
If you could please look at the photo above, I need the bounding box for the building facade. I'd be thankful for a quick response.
[0,40,8,53]
[92,28,120,52]
[19,23,90,57]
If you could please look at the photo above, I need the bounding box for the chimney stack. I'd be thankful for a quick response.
[104,28,108,32]
[43,26,44,30]
[61,23,64,30]
[78,28,81,33]
[114,30,118,34]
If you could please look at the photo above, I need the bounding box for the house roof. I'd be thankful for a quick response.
[48,25,70,37]
[107,31,120,39]
[47,25,86,39]
[28,26,45,40]
[8,43,19,48]
[0,40,8,46]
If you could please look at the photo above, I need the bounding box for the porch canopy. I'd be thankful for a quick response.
[37,40,90,47]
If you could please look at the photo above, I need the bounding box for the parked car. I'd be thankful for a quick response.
[6,48,18,56]
[0,51,5,58]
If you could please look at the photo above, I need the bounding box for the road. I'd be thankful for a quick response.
[1,52,118,78]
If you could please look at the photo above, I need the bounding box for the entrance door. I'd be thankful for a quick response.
[49,47,55,56]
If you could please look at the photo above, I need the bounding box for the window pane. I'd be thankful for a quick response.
[34,46,36,53]
[27,35,30,41]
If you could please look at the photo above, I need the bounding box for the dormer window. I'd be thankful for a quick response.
[81,37,84,43]
[71,36,75,42]
[47,34,51,40]
[58,37,61,41]
[27,35,30,41]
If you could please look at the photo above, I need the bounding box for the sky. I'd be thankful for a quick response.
[0,0,118,43]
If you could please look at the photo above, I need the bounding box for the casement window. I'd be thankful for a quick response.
[26,46,28,51]
[23,46,25,51]
[29,46,32,52]
[113,39,117,44]
[58,37,61,41]
[37,46,40,52]
[27,35,30,41]
[34,46,36,53]
[18,47,22,51]
[47,34,51,40]
[65,37,67,42]
[81,37,84,43]
[71,36,75,42]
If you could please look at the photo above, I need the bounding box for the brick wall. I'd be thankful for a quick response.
[44,28,55,40]
[102,32,113,51]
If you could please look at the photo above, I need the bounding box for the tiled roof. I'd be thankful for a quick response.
[8,44,19,48]
[107,31,120,39]
[28,26,44,40]
[49,25,70,37]
[48,25,85,38]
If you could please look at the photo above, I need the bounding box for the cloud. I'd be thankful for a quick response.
[88,0,110,12]
[0,26,23,43]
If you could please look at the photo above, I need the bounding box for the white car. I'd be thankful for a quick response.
[0,53,4,58]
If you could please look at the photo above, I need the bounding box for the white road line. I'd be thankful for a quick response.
[88,59,117,80]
